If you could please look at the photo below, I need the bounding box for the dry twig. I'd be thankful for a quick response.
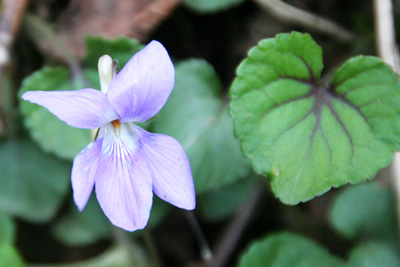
[34,0,183,60]
[253,0,354,42]
[0,0,30,136]
[373,0,400,71]
[0,0,30,65]
[373,0,400,235]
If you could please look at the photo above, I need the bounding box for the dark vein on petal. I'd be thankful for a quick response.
[326,90,373,133]
[261,89,279,106]
[256,43,316,80]
[308,103,321,143]
[289,52,315,80]
[262,93,313,119]
[329,65,384,92]
[364,115,383,119]
[251,74,313,93]
[324,95,355,162]
[271,107,314,147]
[248,56,281,78]
[341,82,390,97]
[357,99,384,109]
[319,125,332,164]
[260,77,312,103]
[290,131,314,203]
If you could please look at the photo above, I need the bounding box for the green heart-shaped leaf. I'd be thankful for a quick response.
[52,195,170,246]
[238,232,345,267]
[230,32,400,204]
[51,195,111,246]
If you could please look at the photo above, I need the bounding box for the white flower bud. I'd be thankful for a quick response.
[98,55,113,94]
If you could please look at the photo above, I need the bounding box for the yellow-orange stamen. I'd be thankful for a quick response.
[111,119,121,129]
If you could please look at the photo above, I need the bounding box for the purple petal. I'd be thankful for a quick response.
[22,89,119,129]
[71,138,103,211]
[95,123,153,231]
[107,41,175,123]
[136,126,196,210]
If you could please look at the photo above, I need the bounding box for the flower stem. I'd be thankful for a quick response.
[142,228,163,267]
[208,181,264,267]
[112,227,134,249]
[184,210,213,262]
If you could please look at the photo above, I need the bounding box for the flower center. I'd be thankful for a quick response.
[111,119,121,129]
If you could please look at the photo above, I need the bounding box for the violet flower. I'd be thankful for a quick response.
[22,41,196,231]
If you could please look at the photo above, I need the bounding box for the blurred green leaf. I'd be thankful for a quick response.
[0,211,15,244]
[0,138,70,222]
[184,0,244,13]
[19,66,92,161]
[347,242,400,267]
[154,59,251,193]
[329,182,397,240]
[0,212,22,266]
[84,68,101,90]
[85,36,144,69]
[0,243,25,267]
[146,196,171,228]
[52,195,170,246]
[52,195,111,246]
[238,232,345,267]
[198,178,255,222]
[230,31,400,204]
[61,244,149,267]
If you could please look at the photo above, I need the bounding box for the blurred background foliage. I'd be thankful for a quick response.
[0,0,399,266]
